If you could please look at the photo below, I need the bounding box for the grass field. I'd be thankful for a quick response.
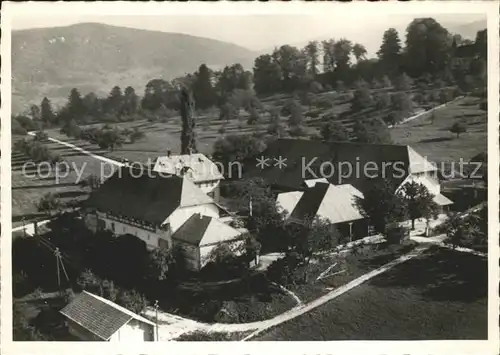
[254,247,487,340]
[391,96,486,174]
[12,137,118,227]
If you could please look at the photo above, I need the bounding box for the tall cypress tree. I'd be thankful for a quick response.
[180,87,197,155]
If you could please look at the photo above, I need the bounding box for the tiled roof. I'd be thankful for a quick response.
[85,166,214,226]
[60,291,155,341]
[171,213,244,246]
[246,139,435,194]
[279,183,365,224]
[153,153,224,183]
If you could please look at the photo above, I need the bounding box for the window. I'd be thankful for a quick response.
[110,223,115,232]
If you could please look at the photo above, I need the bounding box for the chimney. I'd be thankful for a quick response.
[167,150,171,158]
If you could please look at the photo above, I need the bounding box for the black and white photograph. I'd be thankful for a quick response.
[1,1,498,354]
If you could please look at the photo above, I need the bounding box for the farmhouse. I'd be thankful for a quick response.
[60,291,156,342]
[246,139,452,211]
[171,213,249,271]
[152,151,224,201]
[277,182,367,240]
[83,166,228,250]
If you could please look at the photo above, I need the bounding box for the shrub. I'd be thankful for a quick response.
[315,97,334,109]
[12,120,28,135]
[450,122,467,138]
[305,110,321,118]
[288,125,307,137]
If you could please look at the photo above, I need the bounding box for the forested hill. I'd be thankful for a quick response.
[12,22,257,113]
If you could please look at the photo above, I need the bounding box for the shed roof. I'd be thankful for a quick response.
[60,291,155,341]
[278,183,365,224]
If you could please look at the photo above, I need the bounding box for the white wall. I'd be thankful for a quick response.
[84,204,220,251]
[87,211,172,250]
[195,180,220,194]
[108,319,155,342]
[165,204,220,233]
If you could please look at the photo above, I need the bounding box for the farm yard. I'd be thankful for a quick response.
[12,89,486,227]
[254,247,487,341]
[11,14,490,343]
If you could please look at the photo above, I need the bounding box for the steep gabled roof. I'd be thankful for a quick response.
[246,139,435,194]
[60,291,155,341]
[85,167,214,226]
[279,183,365,224]
[153,153,224,182]
[171,213,244,246]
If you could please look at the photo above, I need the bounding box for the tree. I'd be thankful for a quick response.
[354,179,407,235]
[213,135,266,177]
[320,120,350,143]
[474,29,487,59]
[123,86,139,115]
[106,86,124,113]
[14,302,47,341]
[391,92,413,115]
[445,212,481,249]
[375,93,392,110]
[381,75,392,88]
[450,121,466,138]
[116,290,148,314]
[247,107,261,125]
[351,87,374,112]
[148,247,175,281]
[219,102,238,121]
[404,18,451,77]
[193,64,217,109]
[100,129,125,151]
[67,88,84,122]
[322,39,336,73]
[288,101,304,128]
[253,54,283,95]
[129,127,146,143]
[287,217,341,282]
[304,41,320,76]
[216,63,251,99]
[333,39,353,71]
[37,193,61,217]
[179,87,197,154]
[267,108,285,137]
[79,174,101,191]
[399,182,439,230]
[377,28,402,75]
[40,97,55,125]
[272,45,308,92]
[30,104,41,122]
[394,73,413,91]
[352,43,367,62]
[353,117,392,144]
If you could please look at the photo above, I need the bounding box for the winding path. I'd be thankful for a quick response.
[143,244,429,341]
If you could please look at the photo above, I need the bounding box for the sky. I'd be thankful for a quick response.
[11,13,486,55]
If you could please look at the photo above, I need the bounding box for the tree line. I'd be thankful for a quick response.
[13,18,486,136]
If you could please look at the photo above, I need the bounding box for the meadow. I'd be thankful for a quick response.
[254,247,487,340]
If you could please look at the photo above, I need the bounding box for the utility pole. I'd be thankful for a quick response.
[54,247,69,295]
[153,300,159,341]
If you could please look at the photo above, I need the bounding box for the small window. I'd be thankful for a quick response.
[111,223,115,232]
